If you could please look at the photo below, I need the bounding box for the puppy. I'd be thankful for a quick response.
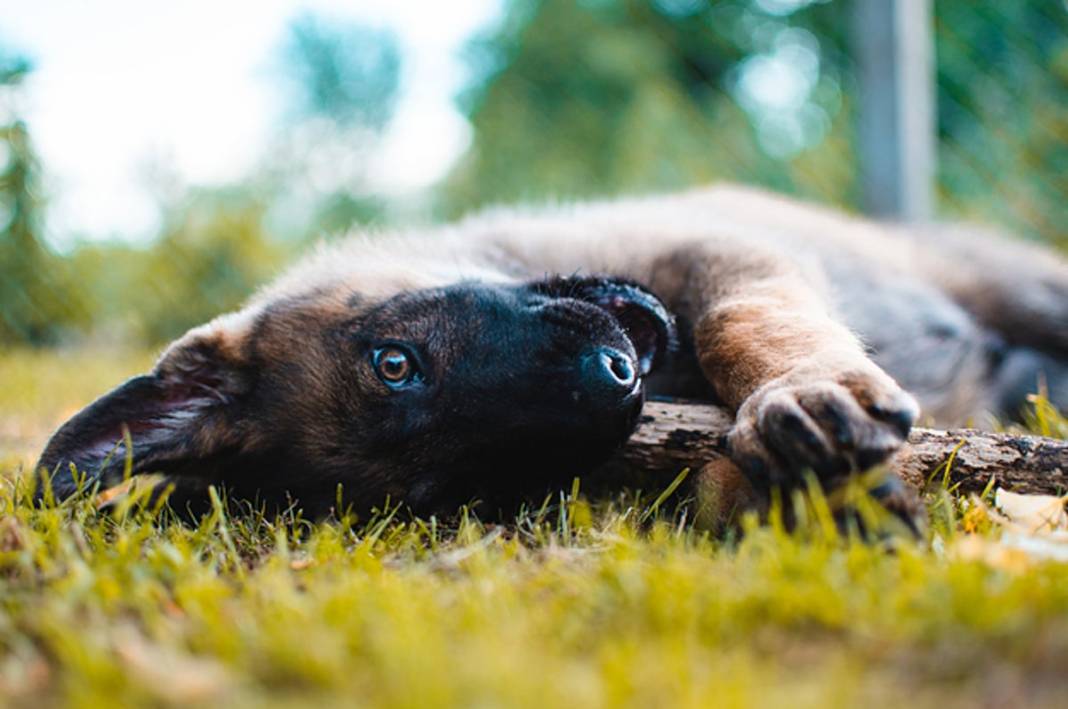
[37,185,1068,519]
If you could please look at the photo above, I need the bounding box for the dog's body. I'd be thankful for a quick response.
[38,185,1068,519]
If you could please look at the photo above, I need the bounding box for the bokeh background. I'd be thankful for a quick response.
[1,0,1066,349]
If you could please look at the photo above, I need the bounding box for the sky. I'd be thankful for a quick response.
[0,0,502,242]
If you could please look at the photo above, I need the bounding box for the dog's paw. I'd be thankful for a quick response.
[865,474,926,538]
[727,366,919,492]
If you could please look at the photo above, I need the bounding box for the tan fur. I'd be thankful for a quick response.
[202,182,1066,438]
[42,183,1068,521]
[247,186,917,412]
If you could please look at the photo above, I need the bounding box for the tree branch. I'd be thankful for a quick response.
[611,400,1068,495]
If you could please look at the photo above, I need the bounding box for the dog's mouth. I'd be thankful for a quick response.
[532,276,677,375]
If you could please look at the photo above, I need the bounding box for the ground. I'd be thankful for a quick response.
[2,349,1068,708]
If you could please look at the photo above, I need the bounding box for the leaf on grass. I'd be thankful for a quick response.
[952,535,1035,573]
[998,532,1068,562]
[952,490,1068,568]
[115,628,232,702]
[0,654,50,697]
[994,489,1068,533]
[95,473,166,509]
[0,517,26,552]
[289,556,316,570]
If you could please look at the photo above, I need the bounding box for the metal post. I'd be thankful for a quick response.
[852,0,936,221]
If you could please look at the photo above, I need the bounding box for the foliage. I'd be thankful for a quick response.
[0,46,31,86]
[3,2,1067,346]
[934,4,1068,248]
[70,191,290,345]
[441,0,862,215]
[265,14,402,237]
[2,349,1068,706]
[3,467,1068,706]
[277,13,401,132]
[0,52,90,346]
[444,0,1068,252]
[0,348,154,467]
[1,12,403,348]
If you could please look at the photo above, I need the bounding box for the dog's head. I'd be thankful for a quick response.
[37,275,676,514]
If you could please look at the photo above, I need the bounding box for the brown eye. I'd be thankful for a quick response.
[372,347,418,387]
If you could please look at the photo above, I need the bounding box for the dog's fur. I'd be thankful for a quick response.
[37,185,1068,520]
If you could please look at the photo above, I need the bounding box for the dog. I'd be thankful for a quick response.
[36,185,1068,521]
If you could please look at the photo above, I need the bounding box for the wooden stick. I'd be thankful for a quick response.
[610,400,1068,495]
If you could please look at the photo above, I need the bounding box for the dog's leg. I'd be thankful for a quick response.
[992,346,1068,418]
[918,225,1068,358]
[649,243,921,523]
[917,226,1068,419]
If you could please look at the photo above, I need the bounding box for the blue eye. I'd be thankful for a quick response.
[372,347,420,388]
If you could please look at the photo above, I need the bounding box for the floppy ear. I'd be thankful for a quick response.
[535,276,677,374]
[36,322,255,500]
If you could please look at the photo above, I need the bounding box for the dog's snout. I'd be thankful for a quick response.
[602,349,636,387]
[581,347,639,404]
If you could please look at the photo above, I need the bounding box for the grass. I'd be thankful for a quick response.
[2,349,1068,707]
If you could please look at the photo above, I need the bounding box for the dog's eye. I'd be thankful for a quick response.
[372,347,419,387]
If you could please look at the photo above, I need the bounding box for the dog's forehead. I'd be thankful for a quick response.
[345,283,532,369]
[366,281,523,328]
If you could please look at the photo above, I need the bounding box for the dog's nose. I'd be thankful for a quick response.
[581,347,638,404]
[601,349,637,387]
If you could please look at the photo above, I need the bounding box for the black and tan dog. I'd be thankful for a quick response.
[37,186,1068,520]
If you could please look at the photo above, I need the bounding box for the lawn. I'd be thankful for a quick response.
[2,349,1068,708]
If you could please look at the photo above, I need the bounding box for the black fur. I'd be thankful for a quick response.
[37,276,677,518]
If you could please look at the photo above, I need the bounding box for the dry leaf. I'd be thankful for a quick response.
[289,557,316,570]
[951,490,1068,568]
[994,489,1068,533]
[998,532,1068,562]
[95,474,167,509]
[0,517,26,552]
[952,535,1035,573]
[0,654,51,697]
[115,628,231,702]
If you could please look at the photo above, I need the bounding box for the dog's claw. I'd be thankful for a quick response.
[727,367,919,502]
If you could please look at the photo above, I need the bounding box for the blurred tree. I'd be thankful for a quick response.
[69,189,288,344]
[444,0,1068,252]
[7,2,1063,350]
[269,14,403,237]
[934,3,1068,248]
[133,190,286,343]
[0,48,88,346]
[279,13,401,131]
[40,13,404,347]
[442,0,855,216]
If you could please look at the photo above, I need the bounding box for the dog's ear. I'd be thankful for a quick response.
[36,317,256,499]
[534,276,677,374]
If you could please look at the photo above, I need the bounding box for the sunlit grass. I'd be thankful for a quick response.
[1021,391,1068,440]
[2,349,1068,707]
[0,347,155,467]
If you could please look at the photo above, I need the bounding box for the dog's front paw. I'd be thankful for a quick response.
[727,367,919,492]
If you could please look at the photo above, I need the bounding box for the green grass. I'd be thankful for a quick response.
[2,349,1068,708]
[0,348,155,467]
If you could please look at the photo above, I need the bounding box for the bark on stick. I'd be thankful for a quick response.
[614,400,1068,495]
